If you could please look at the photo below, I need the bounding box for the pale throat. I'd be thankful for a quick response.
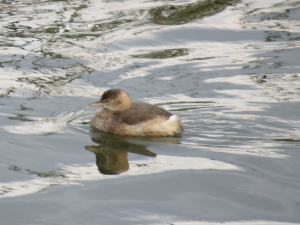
[103,105,117,111]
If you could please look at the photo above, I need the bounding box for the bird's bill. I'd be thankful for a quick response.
[89,102,104,107]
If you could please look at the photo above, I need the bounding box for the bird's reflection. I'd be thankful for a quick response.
[85,131,158,175]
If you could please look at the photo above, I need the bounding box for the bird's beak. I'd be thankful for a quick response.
[89,101,104,107]
[85,146,100,153]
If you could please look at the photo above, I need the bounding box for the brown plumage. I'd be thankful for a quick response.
[115,102,171,125]
[89,89,182,136]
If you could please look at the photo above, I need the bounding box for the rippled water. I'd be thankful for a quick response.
[1,0,300,224]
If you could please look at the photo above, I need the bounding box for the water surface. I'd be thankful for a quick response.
[0,0,300,224]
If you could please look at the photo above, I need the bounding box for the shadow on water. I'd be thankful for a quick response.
[85,130,157,175]
[85,129,183,175]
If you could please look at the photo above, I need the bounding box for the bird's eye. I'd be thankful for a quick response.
[108,99,112,103]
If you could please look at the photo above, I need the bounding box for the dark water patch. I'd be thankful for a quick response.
[243,1,300,42]
[26,169,66,178]
[79,121,90,125]
[272,138,300,143]
[150,0,240,25]
[61,32,102,39]
[8,165,22,172]
[15,64,94,96]
[91,19,134,32]
[31,26,60,34]
[249,73,300,102]
[0,87,14,98]
[74,4,88,11]
[185,56,216,61]
[132,48,189,59]
[8,113,34,122]
[69,3,89,22]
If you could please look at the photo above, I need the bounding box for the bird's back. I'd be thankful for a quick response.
[115,102,172,125]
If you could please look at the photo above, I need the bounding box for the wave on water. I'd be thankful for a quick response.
[2,110,91,135]
[0,155,240,198]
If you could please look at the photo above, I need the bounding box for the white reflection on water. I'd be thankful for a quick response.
[0,155,240,198]
[171,221,299,225]
[182,141,286,159]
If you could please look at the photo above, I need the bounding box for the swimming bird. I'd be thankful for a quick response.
[89,89,182,136]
